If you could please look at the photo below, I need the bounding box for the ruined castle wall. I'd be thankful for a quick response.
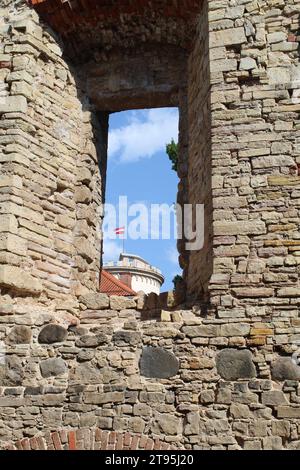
[187,0,300,306]
[187,0,213,299]
[0,0,300,452]
[1,291,300,450]
[0,2,105,313]
[208,0,300,320]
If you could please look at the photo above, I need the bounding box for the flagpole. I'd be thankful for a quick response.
[114,227,125,254]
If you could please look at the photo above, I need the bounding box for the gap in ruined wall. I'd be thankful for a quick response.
[101,107,181,295]
[0,0,211,307]
[26,0,210,305]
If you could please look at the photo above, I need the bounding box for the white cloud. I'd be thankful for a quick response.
[108,108,179,163]
[167,245,179,265]
[103,240,122,262]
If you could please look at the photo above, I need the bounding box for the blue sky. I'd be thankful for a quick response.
[103,107,181,292]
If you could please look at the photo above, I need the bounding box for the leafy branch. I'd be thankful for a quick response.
[166,139,178,172]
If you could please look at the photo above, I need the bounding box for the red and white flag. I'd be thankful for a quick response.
[114,227,125,235]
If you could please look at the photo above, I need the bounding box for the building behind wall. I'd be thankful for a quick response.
[0,0,300,451]
[104,253,165,295]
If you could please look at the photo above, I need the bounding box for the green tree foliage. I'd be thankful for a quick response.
[166,139,178,172]
[172,274,183,290]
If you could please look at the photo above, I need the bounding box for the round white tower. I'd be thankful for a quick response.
[104,253,164,295]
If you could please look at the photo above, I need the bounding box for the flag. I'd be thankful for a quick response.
[114,227,125,235]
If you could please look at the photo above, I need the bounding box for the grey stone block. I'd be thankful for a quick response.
[139,347,179,378]
[216,348,256,380]
[8,325,32,344]
[40,358,67,378]
[38,324,67,344]
[271,357,300,381]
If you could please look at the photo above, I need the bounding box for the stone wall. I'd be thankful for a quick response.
[6,428,178,450]
[187,0,213,300]
[0,0,300,452]
[1,293,300,450]
[0,1,106,314]
[208,0,300,318]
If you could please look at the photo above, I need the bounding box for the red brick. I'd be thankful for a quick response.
[29,437,39,450]
[95,428,102,442]
[130,435,139,450]
[51,432,63,450]
[83,429,91,450]
[145,438,154,450]
[101,431,109,450]
[0,61,11,69]
[76,429,85,440]
[68,431,77,450]
[36,436,46,450]
[139,435,148,449]
[60,429,68,444]
[116,433,123,450]
[21,438,30,450]
[109,431,117,446]
[44,431,52,448]
[124,432,132,447]
[154,438,161,450]
[5,444,16,450]
[15,441,23,450]
[160,442,169,450]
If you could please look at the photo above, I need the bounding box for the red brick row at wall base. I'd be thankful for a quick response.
[5,428,179,451]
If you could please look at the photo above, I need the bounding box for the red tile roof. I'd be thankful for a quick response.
[100,270,136,297]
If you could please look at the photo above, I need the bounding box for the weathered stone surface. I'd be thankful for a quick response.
[230,403,250,419]
[277,288,300,298]
[79,293,110,310]
[40,358,67,378]
[0,265,42,294]
[69,364,103,384]
[74,186,92,204]
[216,349,256,380]
[110,296,136,311]
[271,358,300,381]
[75,334,107,348]
[153,413,182,436]
[139,347,179,378]
[219,323,250,337]
[272,420,290,438]
[1,0,300,451]
[38,324,67,344]
[113,330,141,346]
[199,390,214,404]
[182,325,219,337]
[77,350,95,362]
[277,407,300,419]
[262,391,288,406]
[210,27,246,47]
[160,310,171,322]
[184,412,200,435]
[214,221,266,236]
[84,391,124,404]
[233,288,274,298]
[8,325,32,344]
[240,57,256,70]
[0,95,27,113]
[0,357,24,386]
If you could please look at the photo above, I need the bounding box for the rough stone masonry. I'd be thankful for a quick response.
[0,0,299,451]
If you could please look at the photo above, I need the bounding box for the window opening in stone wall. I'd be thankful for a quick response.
[101,108,181,297]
